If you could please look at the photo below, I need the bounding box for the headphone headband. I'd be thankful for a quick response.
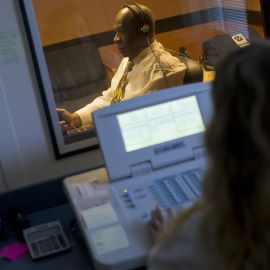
[124,3,151,34]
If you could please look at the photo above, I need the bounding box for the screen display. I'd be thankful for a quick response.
[117,95,205,152]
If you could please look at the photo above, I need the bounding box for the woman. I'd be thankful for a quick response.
[148,40,270,270]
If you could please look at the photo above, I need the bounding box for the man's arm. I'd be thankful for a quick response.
[75,58,128,126]
[56,87,114,129]
[74,87,115,126]
[142,56,186,94]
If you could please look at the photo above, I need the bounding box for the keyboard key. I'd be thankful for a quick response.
[154,168,203,206]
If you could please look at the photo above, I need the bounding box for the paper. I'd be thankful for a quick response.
[81,202,118,230]
[91,224,129,255]
[0,241,28,261]
[75,183,108,198]
[0,33,23,65]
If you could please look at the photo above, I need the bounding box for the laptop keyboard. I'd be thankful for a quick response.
[149,168,203,209]
[114,167,204,221]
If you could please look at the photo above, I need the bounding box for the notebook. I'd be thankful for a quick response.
[63,82,212,270]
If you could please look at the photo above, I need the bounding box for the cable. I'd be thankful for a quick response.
[164,47,189,59]
[125,3,170,88]
[146,38,170,89]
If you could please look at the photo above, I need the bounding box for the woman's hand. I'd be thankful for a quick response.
[149,205,175,245]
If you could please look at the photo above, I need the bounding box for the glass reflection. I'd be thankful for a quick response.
[30,0,265,149]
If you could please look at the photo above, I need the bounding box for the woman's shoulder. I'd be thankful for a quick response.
[148,210,216,270]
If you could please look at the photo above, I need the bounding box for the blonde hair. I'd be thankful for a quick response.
[163,41,270,269]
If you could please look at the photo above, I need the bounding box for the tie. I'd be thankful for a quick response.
[110,59,134,104]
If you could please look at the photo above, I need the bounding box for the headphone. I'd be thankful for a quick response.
[124,3,151,34]
[123,3,169,88]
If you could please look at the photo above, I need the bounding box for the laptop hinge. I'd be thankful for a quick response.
[130,161,153,177]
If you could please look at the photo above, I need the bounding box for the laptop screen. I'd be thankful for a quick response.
[93,82,212,181]
[117,95,205,152]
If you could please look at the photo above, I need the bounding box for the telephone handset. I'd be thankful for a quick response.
[200,32,251,71]
[231,33,249,47]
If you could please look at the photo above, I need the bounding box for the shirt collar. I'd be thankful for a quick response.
[131,40,163,64]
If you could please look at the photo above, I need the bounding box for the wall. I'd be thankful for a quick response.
[32,0,263,46]
[32,0,214,46]
[0,0,103,192]
[31,0,264,59]
[0,0,264,192]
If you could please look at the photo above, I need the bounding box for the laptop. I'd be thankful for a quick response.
[63,82,212,270]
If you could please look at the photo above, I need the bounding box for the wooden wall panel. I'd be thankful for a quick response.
[32,0,263,49]
[214,0,261,11]
[246,0,261,11]
[32,0,111,45]
[141,0,213,19]
[157,22,223,59]
[32,0,215,46]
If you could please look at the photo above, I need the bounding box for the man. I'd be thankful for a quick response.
[57,3,186,129]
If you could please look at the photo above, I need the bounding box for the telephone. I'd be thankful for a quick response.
[200,32,251,70]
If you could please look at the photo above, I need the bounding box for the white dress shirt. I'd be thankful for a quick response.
[76,40,186,126]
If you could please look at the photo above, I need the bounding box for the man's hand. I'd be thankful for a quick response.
[56,108,82,132]
[149,205,175,245]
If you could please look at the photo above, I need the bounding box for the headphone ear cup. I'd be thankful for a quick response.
[140,24,150,34]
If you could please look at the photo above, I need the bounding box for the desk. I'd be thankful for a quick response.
[203,68,215,82]
[64,124,96,145]
[0,204,94,270]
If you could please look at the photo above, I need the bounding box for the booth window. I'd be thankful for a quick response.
[20,0,267,157]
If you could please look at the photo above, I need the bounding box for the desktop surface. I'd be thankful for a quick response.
[0,204,94,270]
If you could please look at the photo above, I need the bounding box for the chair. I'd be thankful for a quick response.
[44,39,107,111]
[179,54,204,84]
[167,48,203,84]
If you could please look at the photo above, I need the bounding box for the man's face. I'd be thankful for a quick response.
[113,8,142,59]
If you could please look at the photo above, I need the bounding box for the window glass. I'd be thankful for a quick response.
[22,0,266,156]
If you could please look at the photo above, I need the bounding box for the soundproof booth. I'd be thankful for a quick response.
[0,0,269,269]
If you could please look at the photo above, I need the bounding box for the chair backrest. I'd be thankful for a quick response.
[166,48,203,84]
[44,40,107,102]
[179,54,203,84]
